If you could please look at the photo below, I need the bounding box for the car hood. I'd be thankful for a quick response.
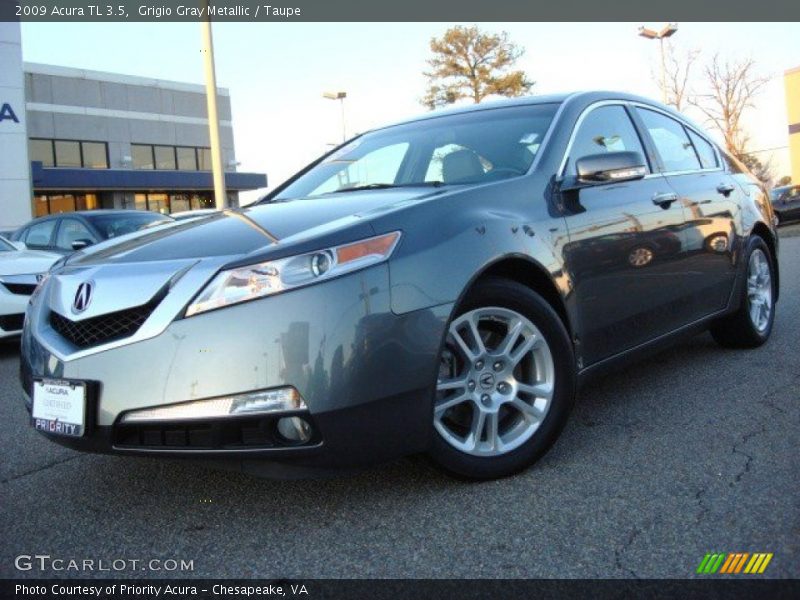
[69,187,445,265]
[0,249,60,276]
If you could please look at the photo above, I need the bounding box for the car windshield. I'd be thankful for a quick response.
[0,237,14,252]
[86,213,172,239]
[272,103,559,201]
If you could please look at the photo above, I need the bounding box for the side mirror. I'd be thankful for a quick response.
[576,151,647,184]
[11,241,26,251]
[71,239,93,251]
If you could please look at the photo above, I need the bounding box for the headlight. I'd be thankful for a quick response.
[185,231,401,316]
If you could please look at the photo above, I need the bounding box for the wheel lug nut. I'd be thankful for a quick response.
[493,361,503,372]
[467,380,476,391]
[475,360,484,370]
[497,382,510,394]
[480,394,491,406]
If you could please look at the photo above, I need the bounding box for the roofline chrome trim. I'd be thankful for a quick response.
[556,99,633,177]
[557,99,726,179]
[629,101,724,172]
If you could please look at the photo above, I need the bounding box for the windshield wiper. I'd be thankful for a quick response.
[332,181,447,193]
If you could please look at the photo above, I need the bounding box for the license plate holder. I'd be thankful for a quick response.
[32,378,87,438]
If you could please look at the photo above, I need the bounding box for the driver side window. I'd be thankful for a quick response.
[568,105,649,175]
[55,219,95,251]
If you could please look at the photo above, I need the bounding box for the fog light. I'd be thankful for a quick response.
[276,416,312,443]
[120,387,305,424]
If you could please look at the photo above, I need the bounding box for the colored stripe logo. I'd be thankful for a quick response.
[697,552,773,574]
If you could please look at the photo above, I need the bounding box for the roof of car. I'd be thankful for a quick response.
[22,210,172,224]
[372,90,681,131]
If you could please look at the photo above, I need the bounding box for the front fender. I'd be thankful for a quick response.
[373,181,569,316]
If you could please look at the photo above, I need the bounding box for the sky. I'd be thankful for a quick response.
[20,22,800,204]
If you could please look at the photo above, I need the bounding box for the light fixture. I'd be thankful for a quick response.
[119,387,306,423]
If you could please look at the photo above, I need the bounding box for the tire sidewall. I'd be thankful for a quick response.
[429,278,576,479]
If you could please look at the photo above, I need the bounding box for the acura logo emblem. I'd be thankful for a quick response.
[72,281,94,314]
[479,372,495,389]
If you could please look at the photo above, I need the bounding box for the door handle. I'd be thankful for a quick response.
[652,192,678,208]
[716,183,736,196]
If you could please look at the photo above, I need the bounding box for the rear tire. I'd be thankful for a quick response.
[710,236,776,348]
[428,278,576,480]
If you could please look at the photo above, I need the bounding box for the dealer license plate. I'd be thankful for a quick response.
[32,379,86,437]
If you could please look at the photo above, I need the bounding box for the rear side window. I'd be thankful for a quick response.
[23,220,56,248]
[567,105,649,175]
[686,130,719,169]
[636,108,701,173]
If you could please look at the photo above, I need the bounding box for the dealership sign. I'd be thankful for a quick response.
[0,102,19,123]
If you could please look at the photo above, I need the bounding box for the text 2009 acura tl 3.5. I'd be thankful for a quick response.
[21,92,778,479]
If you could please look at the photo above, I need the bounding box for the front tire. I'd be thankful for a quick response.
[428,278,576,479]
[710,236,776,348]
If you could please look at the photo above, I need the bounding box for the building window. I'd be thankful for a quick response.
[29,139,55,166]
[81,142,108,169]
[54,141,81,168]
[134,192,171,214]
[29,139,108,169]
[154,146,177,170]
[176,147,197,171]
[33,193,99,216]
[129,191,215,214]
[132,144,154,169]
[170,193,191,212]
[197,147,212,170]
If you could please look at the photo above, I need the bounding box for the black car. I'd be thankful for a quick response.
[11,210,173,254]
[770,184,800,224]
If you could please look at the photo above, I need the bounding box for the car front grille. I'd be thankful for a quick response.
[1,282,37,295]
[49,297,161,348]
[0,313,25,332]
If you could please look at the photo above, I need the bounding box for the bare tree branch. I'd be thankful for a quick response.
[689,54,769,162]
[656,42,700,111]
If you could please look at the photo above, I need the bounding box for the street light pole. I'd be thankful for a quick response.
[200,5,227,210]
[323,91,347,142]
[638,23,678,106]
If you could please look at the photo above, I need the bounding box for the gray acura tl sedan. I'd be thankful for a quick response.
[20,91,778,479]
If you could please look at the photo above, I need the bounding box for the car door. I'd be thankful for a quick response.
[560,104,690,365]
[634,107,738,320]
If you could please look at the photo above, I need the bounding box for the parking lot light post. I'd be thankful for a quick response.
[638,23,678,105]
[323,91,348,142]
[201,9,228,210]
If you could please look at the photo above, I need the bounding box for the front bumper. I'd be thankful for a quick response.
[20,264,452,469]
[0,287,30,338]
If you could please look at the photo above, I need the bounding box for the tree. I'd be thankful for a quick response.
[656,42,701,111]
[689,54,768,158]
[422,26,533,109]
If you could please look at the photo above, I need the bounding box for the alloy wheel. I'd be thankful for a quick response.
[434,307,555,457]
[747,248,772,332]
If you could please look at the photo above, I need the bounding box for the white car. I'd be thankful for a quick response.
[0,237,60,340]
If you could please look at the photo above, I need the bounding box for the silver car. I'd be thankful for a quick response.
[20,92,778,479]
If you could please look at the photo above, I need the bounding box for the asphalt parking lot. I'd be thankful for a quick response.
[1,229,798,580]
